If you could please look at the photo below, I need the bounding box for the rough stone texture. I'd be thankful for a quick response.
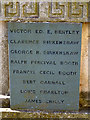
[0,2,89,22]
[0,108,89,119]
[80,23,88,93]
[0,22,9,95]
[88,2,90,22]
[89,23,90,99]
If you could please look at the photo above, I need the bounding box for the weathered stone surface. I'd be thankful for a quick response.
[0,108,89,119]
[80,23,88,93]
[0,22,9,95]
[88,2,90,22]
[0,2,89,22]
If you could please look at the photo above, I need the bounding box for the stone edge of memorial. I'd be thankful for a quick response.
[0,108,89,119]
[0,1,89,22]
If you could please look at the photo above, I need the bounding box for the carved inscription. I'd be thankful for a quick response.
[48,2,65,18]
[68,2,84,18]
[22,2,39,17]
[5,2,20,17]
[8,23,82,110]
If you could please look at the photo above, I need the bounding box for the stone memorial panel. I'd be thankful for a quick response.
[8,22,82,110]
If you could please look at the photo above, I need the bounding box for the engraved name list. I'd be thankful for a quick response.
[8,22,82,110]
